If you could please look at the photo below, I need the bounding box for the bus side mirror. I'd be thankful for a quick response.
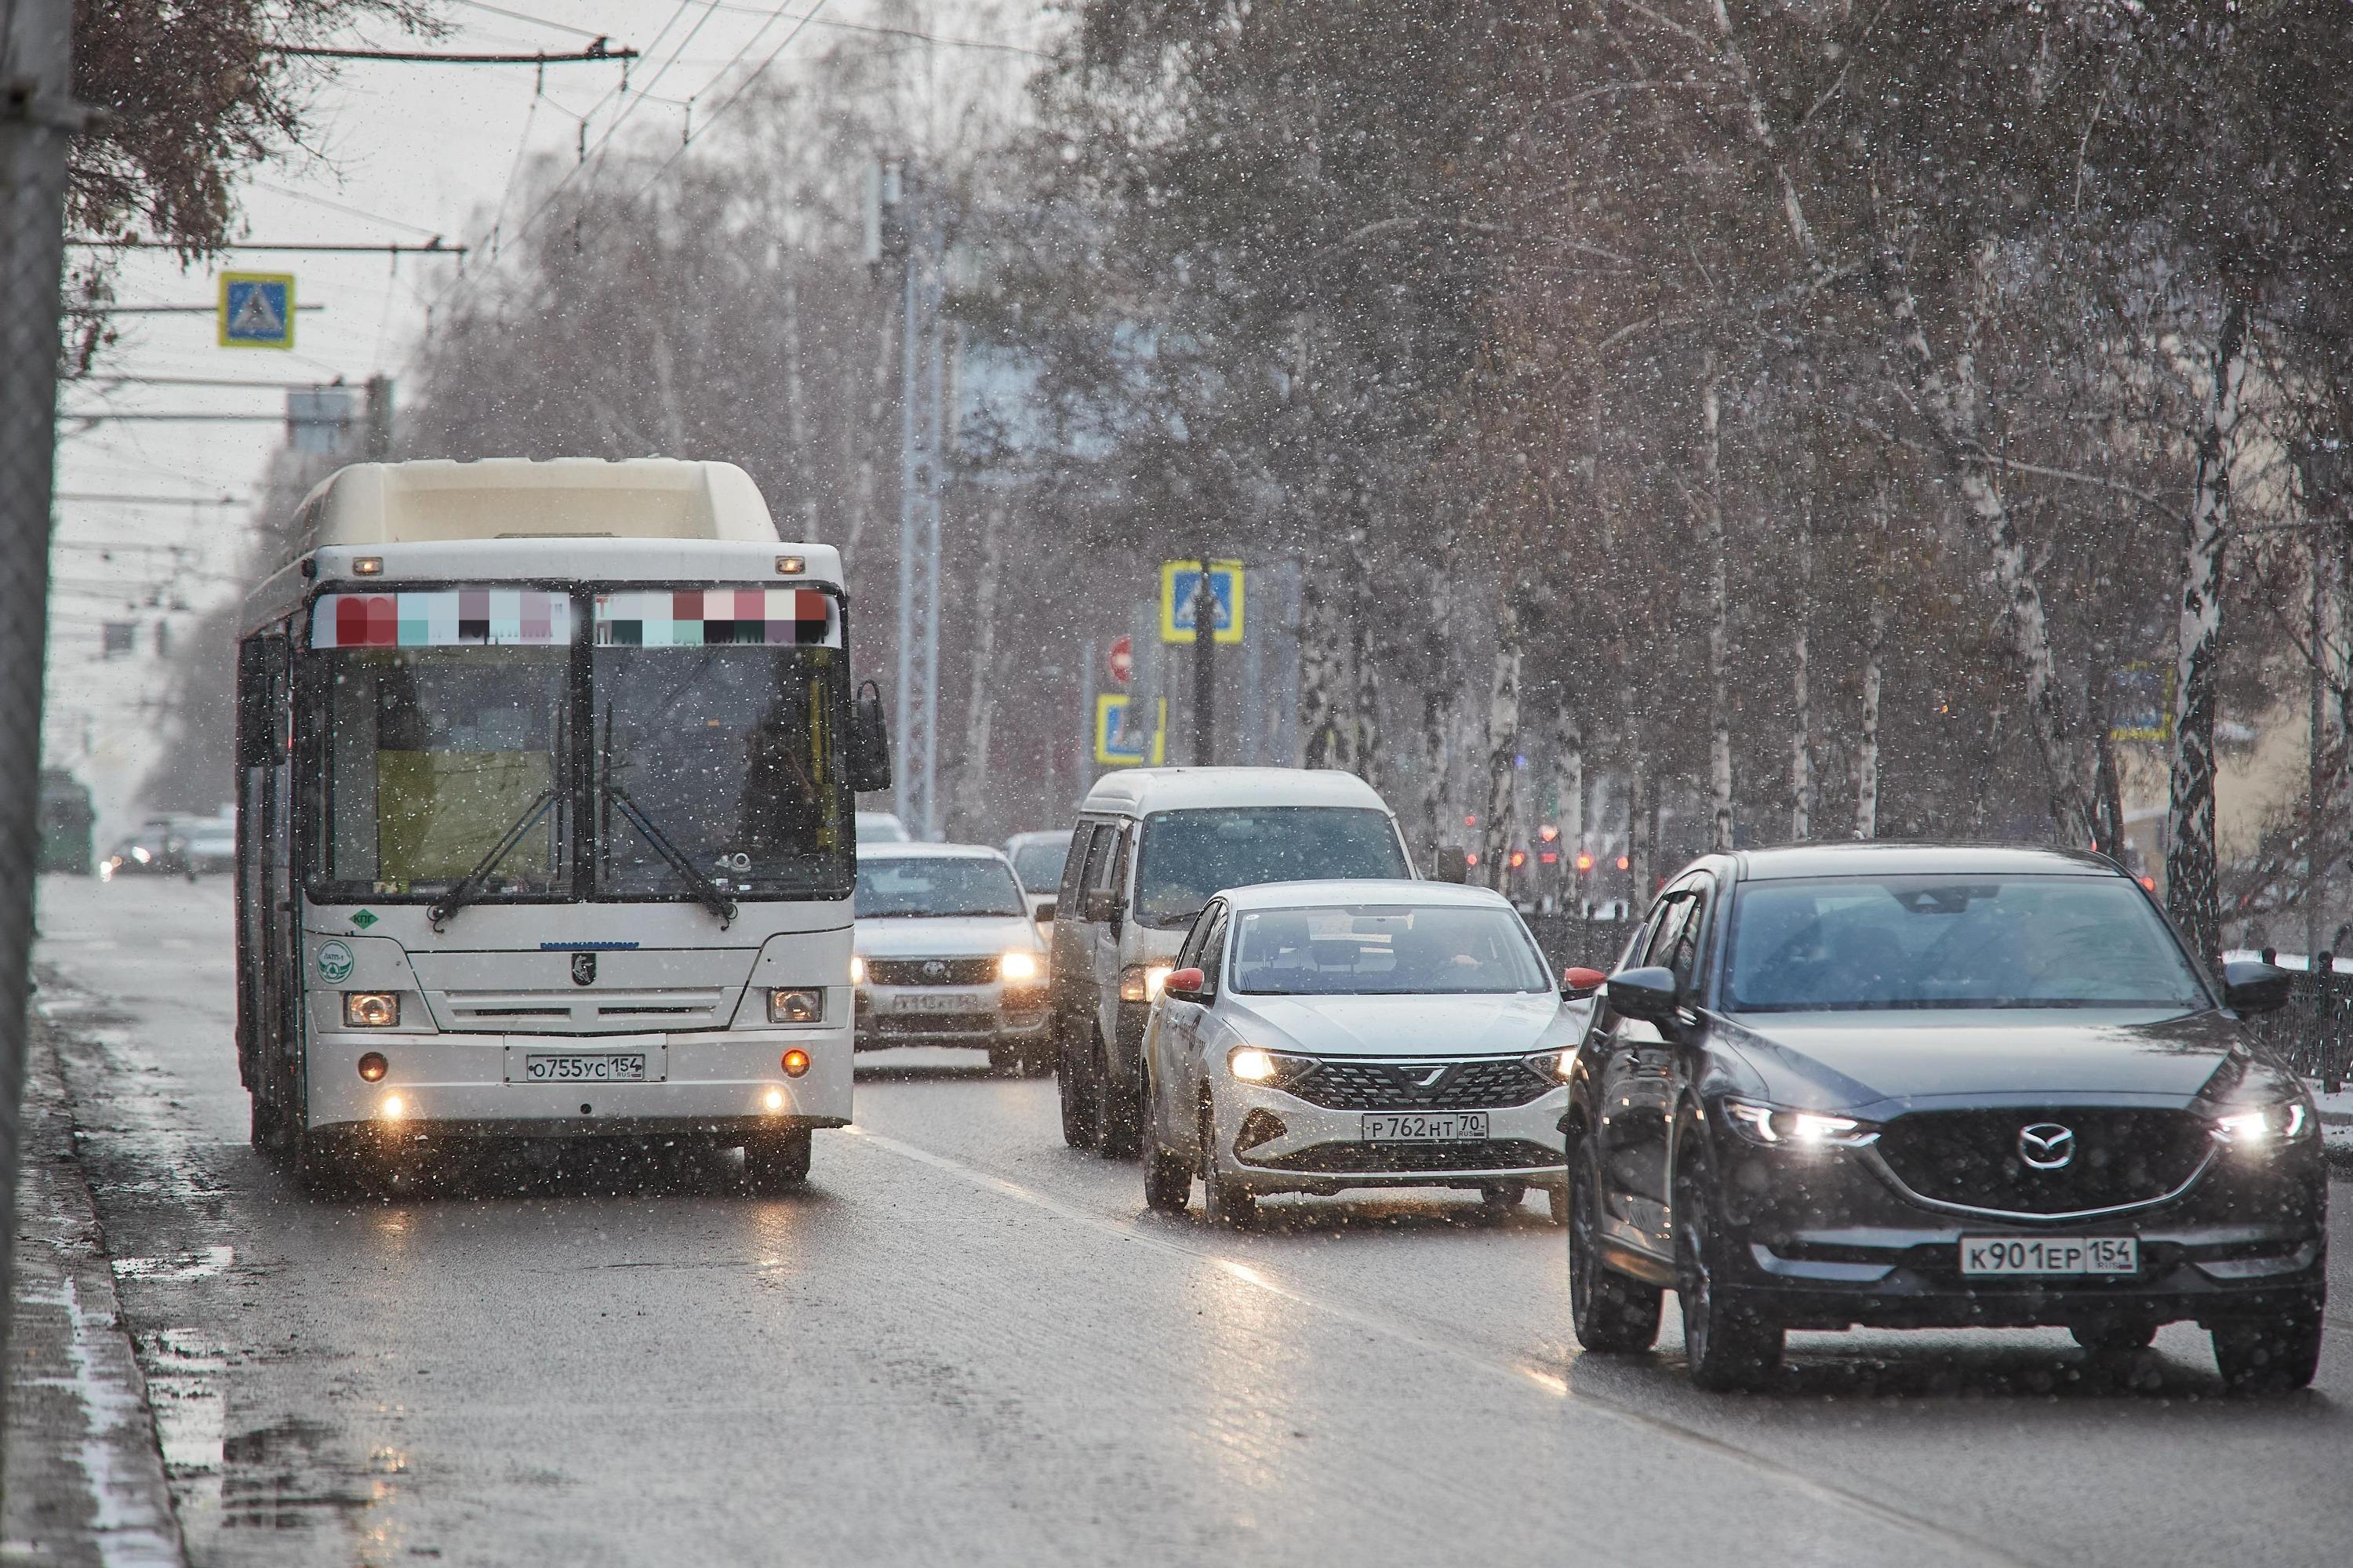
[848,681,892,793]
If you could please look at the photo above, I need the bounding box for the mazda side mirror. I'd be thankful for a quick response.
[2222,959,2293,1016]
[1431,846,1471,884]
[847,679,893,793]
[1163,966,1207,1002]
[1605,966,1681,1024]
[1562,966,1608,1001]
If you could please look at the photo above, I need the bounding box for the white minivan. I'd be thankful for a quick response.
[1048,768,1413,1156]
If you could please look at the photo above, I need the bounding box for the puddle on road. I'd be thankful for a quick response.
[220,1417,380,1533]
[111,1246,235,1282]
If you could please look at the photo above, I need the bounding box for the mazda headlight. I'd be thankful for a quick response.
[1718,1097,1878,1149]
[2208,1099,2312,1150]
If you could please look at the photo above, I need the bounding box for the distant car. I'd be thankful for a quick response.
[853,843,1052,1074]
[1564,842,2326,1393]
[856,811,911,845]
[185,817,236,875]
[98,824,194,882]
[1004,828,1074,925]
[1140,879,1577,1225]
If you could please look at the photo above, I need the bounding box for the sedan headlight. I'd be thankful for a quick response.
[1119,963,1173,1002]
[2208,1100,2312,1150]
[1000,950,1044,985]
[1522,1048,1576,1083]
[1718,1097,1878,1149]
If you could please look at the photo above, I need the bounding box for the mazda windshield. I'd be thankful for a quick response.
[1722,875,2210,1013]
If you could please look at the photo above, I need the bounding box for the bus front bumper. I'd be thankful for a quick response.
[304,1028,853,1137]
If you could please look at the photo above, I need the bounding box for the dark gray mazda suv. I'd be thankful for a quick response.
[1563,844,2323,1392]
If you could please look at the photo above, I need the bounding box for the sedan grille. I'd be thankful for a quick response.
[865,957,998,987]
[1872,1108,2212,1216]
[1284,1057,1555,1111]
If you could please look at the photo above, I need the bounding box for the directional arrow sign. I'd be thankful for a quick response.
[218,272,296,350]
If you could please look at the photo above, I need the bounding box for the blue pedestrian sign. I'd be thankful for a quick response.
[218,272,296,350]
[1094,694,1166,766]
[1158,558,1243,645]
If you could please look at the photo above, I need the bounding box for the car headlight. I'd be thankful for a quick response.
[1000,950,1043,985]
[1718,1097,1878,1149]
[1227,1046,1281,1082]
[2208,1100,2311,1150]
[849,953,866,987]
[344,992,400,1028]
[1522,1048,1575,1083]
[767,987,824,1024]
[1119,963,1173,1002]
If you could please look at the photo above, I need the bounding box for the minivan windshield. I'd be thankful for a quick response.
[856,857,1027,918]
[1231,904,1551,995]
[1722,875,2209,1013]
[1134,807,1409,927]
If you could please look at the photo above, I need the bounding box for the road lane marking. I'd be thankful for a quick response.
[844,1126,2034,1567]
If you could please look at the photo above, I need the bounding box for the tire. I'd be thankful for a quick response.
[1566,1137,1662,1354]
[2211,1308,2323,1394]
[987,1043,1023,1076]
[1144,1142,1193,1213]
[1544,1183,1569,1228]
[743,1129,813,1195]
[1199,1096,1257,1225]
[248,1088,289,1163]
[2070,1319,2158,1355]
[1096,1031,1142,1160]
[1674,1150,1781,1391]
[1056,1023,1102,1150]
[1478,1181,1528,1217]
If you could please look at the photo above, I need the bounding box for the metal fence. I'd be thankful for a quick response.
[2235,953,2353,1090]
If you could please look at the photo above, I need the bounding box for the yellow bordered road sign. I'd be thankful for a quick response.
[219,273,296,349]
[1158,559,1243,644]
[1094,694,1166,766]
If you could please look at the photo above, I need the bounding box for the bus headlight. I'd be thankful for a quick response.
[344,992,400,1028]
[1000,951,1043,985]
[768,988,824,1024]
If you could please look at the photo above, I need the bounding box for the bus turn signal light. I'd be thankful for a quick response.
[357,1051,389,1082]
[781,1049,810,1078]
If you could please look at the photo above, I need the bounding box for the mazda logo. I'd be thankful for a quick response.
[2018,1122,2075,1170]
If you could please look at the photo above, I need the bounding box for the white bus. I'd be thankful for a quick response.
[233,459,890,1194]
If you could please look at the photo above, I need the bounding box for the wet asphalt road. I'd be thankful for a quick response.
[28,875,2353,1568]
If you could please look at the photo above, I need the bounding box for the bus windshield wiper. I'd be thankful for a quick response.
[606,785,738,928]
[429,789,557,932]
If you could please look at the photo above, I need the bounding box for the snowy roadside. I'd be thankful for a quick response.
[2312,1081,2353,1170]
[2,998,187,1567]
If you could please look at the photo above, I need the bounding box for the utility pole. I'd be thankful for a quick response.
[1192,556,1216,766]
[0,0,85,1457]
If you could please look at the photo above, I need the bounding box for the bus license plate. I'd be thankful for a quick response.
[1960,1236,2138,1276]
[1362,1111,1489,1143]
[891,991,986,1014]
[521,1053,649,1083]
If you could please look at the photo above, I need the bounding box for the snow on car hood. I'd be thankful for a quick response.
[855,914,1043,959]
[1224,991,1562,1057]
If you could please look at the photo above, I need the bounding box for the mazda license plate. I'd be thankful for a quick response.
[1959,1236,2138,1276]
[1362,1111,1489,1142]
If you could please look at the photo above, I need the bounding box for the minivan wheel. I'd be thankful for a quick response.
[2211,1308,2323,1394]
[1057,1026,1102,1150]
[1675,1152,1781,1391]
[1096,1031,1142,1160]
[1144,1141,1192,1213]
[1566,1138,1661,1354]
[2070,1318,2158,1355]
[1478,1182,1527,1218]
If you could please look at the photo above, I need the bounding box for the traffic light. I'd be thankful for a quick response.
[1575,852,1595,873]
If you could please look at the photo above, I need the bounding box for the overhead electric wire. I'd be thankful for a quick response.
[447,0,609,39]
[267,41,638,64]
[250,182,442,238]
[54,493,246,505]
[68,238,464,255]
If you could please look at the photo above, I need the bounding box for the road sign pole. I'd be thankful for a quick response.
[0,0,80,1467]
[1193,555,1216,766]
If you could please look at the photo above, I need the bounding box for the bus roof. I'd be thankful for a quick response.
[280,459,779,564]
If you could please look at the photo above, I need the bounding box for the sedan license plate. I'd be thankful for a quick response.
[1960,1236,2138,1276]
[519,1053,649,1084]
[1362,1111,1489,1143]
[890,990,987,1014]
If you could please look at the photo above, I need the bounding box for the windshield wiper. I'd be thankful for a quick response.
[429,789,557,933]
[606,786,737,928]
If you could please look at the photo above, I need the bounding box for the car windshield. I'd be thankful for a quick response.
[857,857,1027,918]
[1008,834,1071,891]
[1722,875,2210,1013]
[1229,903,1551,995]
[1134,807,1408,927]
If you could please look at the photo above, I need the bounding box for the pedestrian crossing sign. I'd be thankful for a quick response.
[1094,694,1166,766]
[218,272,295,349]
[1158,559,1244,645]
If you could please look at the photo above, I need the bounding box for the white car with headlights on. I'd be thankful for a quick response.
[1139,880,1587,1224]
[853,844,1052,1073]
